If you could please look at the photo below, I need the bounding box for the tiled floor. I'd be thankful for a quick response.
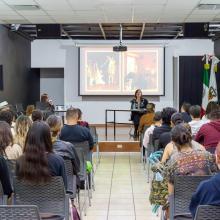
[83,152,159,220]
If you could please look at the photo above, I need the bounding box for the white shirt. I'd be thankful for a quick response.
[143,124,155,148]
[189,119,207,136]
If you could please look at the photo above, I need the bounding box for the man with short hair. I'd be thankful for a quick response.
[31,109,43,122]
[60,108,94,149]
[195,109,220,151]
[189,142,220,218]
[189,105,206,136]
[152,107,177,150]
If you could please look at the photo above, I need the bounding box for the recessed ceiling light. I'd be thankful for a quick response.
[11,5,40,11]
[198,4,220,10]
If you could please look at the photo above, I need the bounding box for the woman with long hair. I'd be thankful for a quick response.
[14,115,32,150]
[0,121,22,160]
[0,121,13,197]
[130,89,148,138]
[16,121,67,187]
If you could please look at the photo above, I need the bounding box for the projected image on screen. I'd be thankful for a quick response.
[80,46,164,95]
[86,51,120,91]
[123,49,158,92]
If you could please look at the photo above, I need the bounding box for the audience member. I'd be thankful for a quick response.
[143,111,161,148]
[180,102,192,123]
[166,124,217,194]
[26,105,35,120]
[0,110,15,135]
[60,108,94,149]
[189,105,206,136]
[189,142,220,218]
[37,93,55,112]
[138,103,155,133]
[14,115,32,150]
[195,109,220,152]
[152,107,177,148]
[0,121,22,160]
[202,101,219,122]
[16,121,67,188]
[76,108,89,128]
[31,109,43,122]
[161,123,205,163]
[46,115,80,177]
[0,156,12,197]
[158,112,183,150]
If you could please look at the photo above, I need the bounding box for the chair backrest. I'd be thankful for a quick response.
[14,176,66,217]
[153,139,160,152]
[72,141,91,180]
[195,205,220,220]
[0,205,41,220]
[15,103,24,113]
[6,159,16,188]
[63,159,77,197]
[174,175,211,215]
[89,126,98,144]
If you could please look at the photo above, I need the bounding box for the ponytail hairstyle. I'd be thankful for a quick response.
[171,124,192,151]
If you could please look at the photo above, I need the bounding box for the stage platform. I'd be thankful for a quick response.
[95,125,140,152]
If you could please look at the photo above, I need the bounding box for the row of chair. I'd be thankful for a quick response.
[0,140,97,219]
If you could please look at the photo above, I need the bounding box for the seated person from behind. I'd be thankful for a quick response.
[138,103,155,134]
[189,105,206,136]
[165,124,217,195]
[0,110,15,136]
[143,111,162,149]
[46,115,80,178]
[158,112,183,150]
[130,89,148,137]
[31,109,43,122]
[152,107,176,148]
[16,121,67,189]
[161,123,205,163]
[189,142,220,218]
[26,105,35,121]
[76,108,89,128]
[0,121,22,160]
[202,101,219,122]
[60,108,94,150]
[180,102,192,123]
[195,109,220,152]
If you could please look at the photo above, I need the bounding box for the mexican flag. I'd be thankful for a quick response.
[208,56,219,103]
[201,58,210,111]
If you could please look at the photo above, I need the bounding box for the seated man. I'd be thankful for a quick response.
[180,102,192,123]
[195,109,220,152]
[152,107,176,150]
[189,105,206,136]
[189,142,220,218]
[60,108,94,150]
[0,110,15,135]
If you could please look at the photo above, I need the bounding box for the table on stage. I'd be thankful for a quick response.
[105,109,146,140]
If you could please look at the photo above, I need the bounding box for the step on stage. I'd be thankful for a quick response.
[96,125,140,152]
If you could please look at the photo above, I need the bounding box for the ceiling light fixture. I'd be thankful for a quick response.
[11,5,40,11]
[198,4,220,10]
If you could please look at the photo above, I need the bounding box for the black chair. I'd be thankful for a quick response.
[13,176,69,219]
[15,103,24,115]
[140,125,150,165]
[0,182,7,205]
[63,158,81,216]
[194,205,220,220]
[0,205,41,220]
[170,175,212,220]
[72,141,93,216]
[89,126,100,166]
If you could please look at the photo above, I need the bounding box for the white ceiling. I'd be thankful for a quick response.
[0,0,220,24]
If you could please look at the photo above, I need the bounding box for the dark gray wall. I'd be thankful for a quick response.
[214,39,220,57]
[0,25,31,107]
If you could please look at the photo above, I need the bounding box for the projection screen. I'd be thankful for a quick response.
[79,46,164,95]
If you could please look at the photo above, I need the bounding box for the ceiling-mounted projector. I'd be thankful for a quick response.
[113,24,127,52]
